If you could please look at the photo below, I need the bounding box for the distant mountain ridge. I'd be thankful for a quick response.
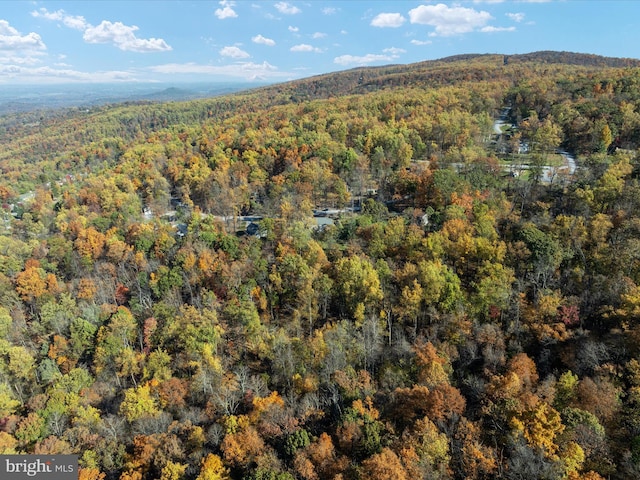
[1,51,637,116]
[257,51,640,103]
[0,82,260,115]
[140,85,252,102]
[433,51,640,68]
[2,49,639,193]
[503,50,640,67]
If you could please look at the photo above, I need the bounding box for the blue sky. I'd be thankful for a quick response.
[1,1,639,84]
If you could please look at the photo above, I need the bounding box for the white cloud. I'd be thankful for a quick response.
[334,45,405,67]
[0,32,45,52]
[31,8,88,30]
[0,59,292,84]
[62,15,89,31]
[312,32,327,39]
[481,26,516,33]
[0,20,18,36]
[371,13,406,28]
[288,26,299,32]
[220,46,250,58]
[149,61,291,81]
[32,8,172,53]
[0,54,42,66]
[215,1,238,19]
[0,64,137,83]
[0,20,46,52]
[507,12,525,22]
[411,39,432,46]
[290,43,321,53]
[252,34,275,46]
[84,21,172,52]
[334,53,394,66]
[275,2,301,15]
[409,3,492,36]
[323,7,338,15]
[290,44,311,52]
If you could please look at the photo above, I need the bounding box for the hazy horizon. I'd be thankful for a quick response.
[3,1,639,85]
[0,80,267,114]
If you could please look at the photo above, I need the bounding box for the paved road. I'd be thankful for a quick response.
[492,109,577,183]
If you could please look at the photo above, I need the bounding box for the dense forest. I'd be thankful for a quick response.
[4,51,640,479]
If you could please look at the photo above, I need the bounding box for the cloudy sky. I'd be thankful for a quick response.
[1,1,638,84]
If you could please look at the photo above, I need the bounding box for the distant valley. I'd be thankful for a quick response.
[0,81,266,115]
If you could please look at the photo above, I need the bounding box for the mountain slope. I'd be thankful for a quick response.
[2,50,640,194]
[255,51,640,102]
[3,51,640,480]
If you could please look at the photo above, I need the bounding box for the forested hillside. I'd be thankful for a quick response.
[3,52,640,479]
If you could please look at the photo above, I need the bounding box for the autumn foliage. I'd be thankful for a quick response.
[3,52,640,479]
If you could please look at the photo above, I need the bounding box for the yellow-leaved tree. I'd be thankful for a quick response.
[196,453,229,480]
